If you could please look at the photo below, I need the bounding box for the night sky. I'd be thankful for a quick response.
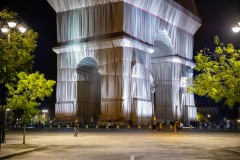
[0,0,240,114]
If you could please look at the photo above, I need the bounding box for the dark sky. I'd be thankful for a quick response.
[0,0,57,112]
[0,0,240,112]
[195,0,240,51]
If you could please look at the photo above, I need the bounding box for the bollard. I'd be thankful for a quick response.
[149,124,152,129]
[96,124,99,129]
[190,125,192,129]
[116,124,119,129]
[127,125,130,129]
[58,124,61,128]
[138,124,141,129]
[170,125,173,130]
[66,124,69,128]
[208,125,211,130]
[159,124,163,130]
[106,125,109,129]
[173,124,177,133]
[50,125,52,128]
[85,124,88,129]
[199,125,202,129]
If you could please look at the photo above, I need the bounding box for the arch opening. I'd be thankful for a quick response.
[152,31,174,58]
[151,31,177,122]
[76,57,101,124]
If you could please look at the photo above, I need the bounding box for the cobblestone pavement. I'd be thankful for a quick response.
[0,129,240,160]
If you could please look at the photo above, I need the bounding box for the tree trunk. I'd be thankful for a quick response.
[23,124,26,144]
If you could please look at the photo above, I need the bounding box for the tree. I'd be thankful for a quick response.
[196,112,208,123]
[6,72,55,144]
[192,36,240,108]
[0,9,38,84]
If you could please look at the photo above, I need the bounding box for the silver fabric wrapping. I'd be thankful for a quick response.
[55,46,153,123]
[48,0,200,123]
[151,60,195,121]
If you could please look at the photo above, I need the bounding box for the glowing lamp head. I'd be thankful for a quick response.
[17,24,27,33]
[7,19,18,28]
[1,25,9,33]
[232,23,240,33]
[232,26,240,33]
[42,109,48,113]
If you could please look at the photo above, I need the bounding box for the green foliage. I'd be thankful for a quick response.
[32,114,48,125]
[0,9,38,84]
[192,36,240,108]
[196,112,208,122]
[6,72,56,122]
[0,9,17,20]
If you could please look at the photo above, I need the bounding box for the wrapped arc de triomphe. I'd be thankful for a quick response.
[47,0,201,125]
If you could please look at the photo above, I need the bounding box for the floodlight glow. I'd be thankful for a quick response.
[42,109,48,113]
[232,25,240,33]
[1,25,9,33]
[17,24,27,33]
[8,21,17,28]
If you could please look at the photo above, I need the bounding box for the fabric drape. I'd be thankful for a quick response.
[48,0,200,123]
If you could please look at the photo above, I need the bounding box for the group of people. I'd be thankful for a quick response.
[73,120,184,135]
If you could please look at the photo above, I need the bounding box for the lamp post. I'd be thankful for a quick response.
[5,109,10,130]
[42,109,48,126]
[0,17,27,144]
[0,83,9,143]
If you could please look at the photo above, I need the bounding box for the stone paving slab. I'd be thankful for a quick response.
[0,129,240,160]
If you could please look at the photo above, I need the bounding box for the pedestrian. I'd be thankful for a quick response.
[74,123,79,137]
[152,121,157,131]
[175,121,180,133]
[179,121,183,133]
[108,120,111,129]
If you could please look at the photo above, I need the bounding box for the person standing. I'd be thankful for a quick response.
[74,123,79,137]
[108,120,111,129]
[179,121,183,133]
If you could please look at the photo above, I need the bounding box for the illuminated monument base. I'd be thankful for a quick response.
[47,0,201,124]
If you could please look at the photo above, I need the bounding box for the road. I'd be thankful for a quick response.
[0,128,240,160]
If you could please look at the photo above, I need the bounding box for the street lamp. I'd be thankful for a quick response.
[232,19,240,33]
[0,17,27,143]
[42,109,48,114]
[1,17,27,42]
[41,110,48,127]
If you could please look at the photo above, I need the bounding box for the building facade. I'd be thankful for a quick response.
[47,0,201,124]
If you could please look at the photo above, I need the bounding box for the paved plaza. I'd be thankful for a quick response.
[0,128,240,160]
